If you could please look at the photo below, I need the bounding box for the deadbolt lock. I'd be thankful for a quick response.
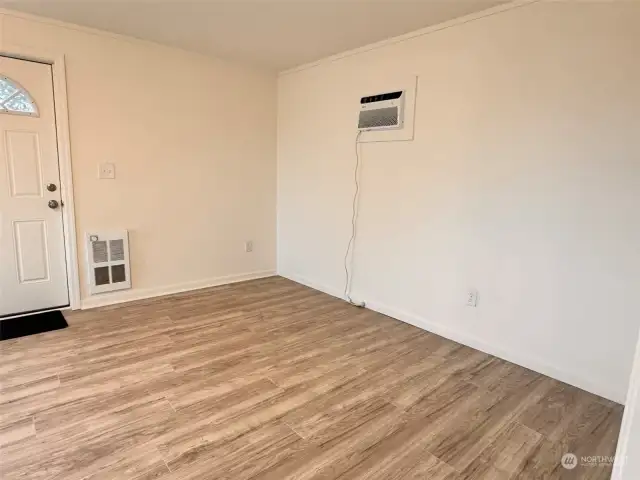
[46,183,57,192]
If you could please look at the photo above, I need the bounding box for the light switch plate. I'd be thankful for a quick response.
[99,163,115,179]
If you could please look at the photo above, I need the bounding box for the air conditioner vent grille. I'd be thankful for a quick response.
[358,107,399,130]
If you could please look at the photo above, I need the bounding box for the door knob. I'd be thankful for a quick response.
[48,200,59,209]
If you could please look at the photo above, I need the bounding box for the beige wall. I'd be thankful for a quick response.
[0,11,277,305]
[277,1,640,403]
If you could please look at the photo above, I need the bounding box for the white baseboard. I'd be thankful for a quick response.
[280,271,625,404]
[81,270,276,310]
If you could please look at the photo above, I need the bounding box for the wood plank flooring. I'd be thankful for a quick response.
[0,276,623,479]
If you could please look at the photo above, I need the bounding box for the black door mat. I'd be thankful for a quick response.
[0,310,68,341]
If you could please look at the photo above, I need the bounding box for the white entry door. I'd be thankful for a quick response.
[0,56,69,317]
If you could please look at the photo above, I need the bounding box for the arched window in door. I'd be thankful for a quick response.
[0,76,38,116]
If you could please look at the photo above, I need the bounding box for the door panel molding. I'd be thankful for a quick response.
[13,219,50,283]
[0,46,80,310]
[5,130,44,198]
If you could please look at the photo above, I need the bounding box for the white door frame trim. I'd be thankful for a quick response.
[0,45,81,310]
[612,329,640,479]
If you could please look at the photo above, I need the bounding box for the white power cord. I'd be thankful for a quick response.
[343,130,366,308]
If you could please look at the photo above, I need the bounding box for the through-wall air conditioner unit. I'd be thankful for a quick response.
[86,230,131,295]
[358,90,405,131]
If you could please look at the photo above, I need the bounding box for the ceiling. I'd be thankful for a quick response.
[1,1,505,71]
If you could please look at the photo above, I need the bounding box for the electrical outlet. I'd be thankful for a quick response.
[245,240,253,253]
[466,289,479,307]
[99,163,116,179]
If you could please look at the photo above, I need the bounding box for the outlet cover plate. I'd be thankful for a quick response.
[99,163,116,179]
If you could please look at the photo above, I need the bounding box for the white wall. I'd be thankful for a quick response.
[277,1,640,403]
[0,11,277,306]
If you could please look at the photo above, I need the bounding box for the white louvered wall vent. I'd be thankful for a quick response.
[86,230,131,295]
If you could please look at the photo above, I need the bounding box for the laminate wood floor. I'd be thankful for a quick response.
[0,277,623,479]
